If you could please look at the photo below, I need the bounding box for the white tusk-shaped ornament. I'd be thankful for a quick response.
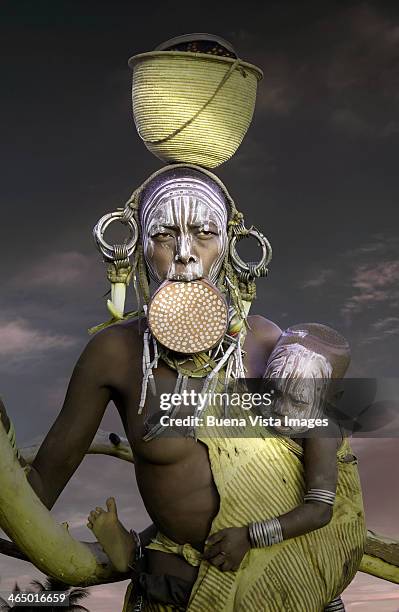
[107,282,126,319]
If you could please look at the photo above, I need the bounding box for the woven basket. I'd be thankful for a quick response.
[128,51,263,168]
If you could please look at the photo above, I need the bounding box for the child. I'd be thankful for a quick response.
[201,323,364,611]
[88,324,365,611]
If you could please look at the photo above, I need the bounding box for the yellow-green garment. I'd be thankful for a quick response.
[125,432,366,612]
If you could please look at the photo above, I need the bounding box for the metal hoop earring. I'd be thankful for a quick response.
[93,205,139,318]
[229,226,272,282]
[93,206,138,262]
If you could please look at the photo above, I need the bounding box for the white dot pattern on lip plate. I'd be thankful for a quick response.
[148,280,228,354]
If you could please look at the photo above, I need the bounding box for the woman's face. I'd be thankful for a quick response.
[144,196,228,283]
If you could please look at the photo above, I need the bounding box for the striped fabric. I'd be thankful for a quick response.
[125,421,366,611]
[186,430,366,611]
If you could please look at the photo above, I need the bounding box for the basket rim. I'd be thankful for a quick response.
[128,50,263,81]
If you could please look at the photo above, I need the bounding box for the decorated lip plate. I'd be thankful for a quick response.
[148,279,228,354]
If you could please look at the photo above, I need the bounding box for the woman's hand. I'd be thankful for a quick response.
[203,527,250,572]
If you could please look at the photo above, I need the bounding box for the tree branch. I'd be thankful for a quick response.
[360,553,399,584]
[20,430,134,465]
[365,530,399,567]
[0,421,124,586]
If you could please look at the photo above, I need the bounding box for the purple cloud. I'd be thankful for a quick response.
[11,251,96,289]
[342,260,399,316]
[0,319,77,364]
[301,268,334,288]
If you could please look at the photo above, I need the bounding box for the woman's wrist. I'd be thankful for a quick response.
[248,517,284,548]
[127,530,144,570]
[130,530,143,561]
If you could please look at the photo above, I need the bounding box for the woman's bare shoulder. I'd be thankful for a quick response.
[85,317,145,362]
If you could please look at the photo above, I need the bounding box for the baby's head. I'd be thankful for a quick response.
[264,323,350,435]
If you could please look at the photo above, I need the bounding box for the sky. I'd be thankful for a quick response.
[0,0,398,610]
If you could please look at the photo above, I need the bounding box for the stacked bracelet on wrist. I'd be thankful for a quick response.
[249,517,283,548]
[129,530,144,563]
[303,488,336,506]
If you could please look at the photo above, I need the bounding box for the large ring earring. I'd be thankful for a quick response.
[93,206,138,262]
[229,227,272,281]
[93,206,139,319]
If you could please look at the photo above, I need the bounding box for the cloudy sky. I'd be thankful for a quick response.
[0,1,398,610]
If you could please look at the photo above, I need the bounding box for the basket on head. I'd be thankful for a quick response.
[128,33,263,169]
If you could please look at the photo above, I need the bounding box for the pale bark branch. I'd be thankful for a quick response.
[20,430,134,465]
[0,421,124,586]
[360,552,399,584]
[365,529,399,567]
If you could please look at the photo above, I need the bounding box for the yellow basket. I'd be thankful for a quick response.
[128,51,263,169]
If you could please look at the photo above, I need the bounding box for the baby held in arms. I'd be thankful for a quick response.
[86,324,355,585]
[203,323,352,569]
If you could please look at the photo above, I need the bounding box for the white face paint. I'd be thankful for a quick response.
[140,177,228,284]
[264,343,333,434]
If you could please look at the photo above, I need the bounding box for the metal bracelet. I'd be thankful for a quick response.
[249,517,283,548]
[132,595,144,612]
[324,596,345,611]
[129,529,143,562]
[303,488,336,506]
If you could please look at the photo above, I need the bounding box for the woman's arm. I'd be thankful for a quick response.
[26,329,121,509]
